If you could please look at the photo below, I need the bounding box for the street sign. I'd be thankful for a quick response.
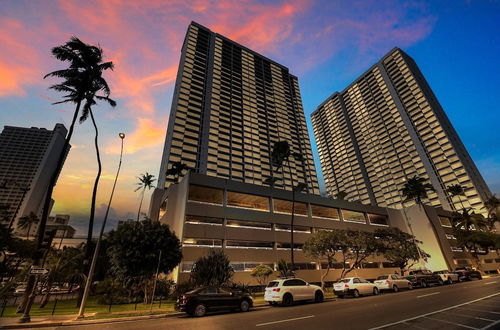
[29,267,49,275]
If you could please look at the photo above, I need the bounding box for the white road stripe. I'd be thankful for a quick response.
[484,282,496,285]
[459,307,500,315]
[256,315,315,327]
[417,292,440,298]
[423,316,478,329]
[475,317,495,322]
[480,319,500,330]
[369,292,500,329]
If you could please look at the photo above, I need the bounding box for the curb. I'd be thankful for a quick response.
[0,299,337,329]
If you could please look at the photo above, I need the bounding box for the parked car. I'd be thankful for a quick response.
[265,278,324,306]
[175,286,253,317]
[454,267,482,281]
[405,269,443,288]
[374,274,413,292]
[14,286,27,296]
[434,270,460,284]
[334,277,379,298]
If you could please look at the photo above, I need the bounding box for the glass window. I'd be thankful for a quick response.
[227,191,269,211]
[188,185,223,205]
[226,220,271,230]
[275,224,311,233]
[342,210,366,223]
[183,238,222,247]
[181,262,193,272]
[311,204,340,220]
[276,242,303,250]
[439,216,452,228]
[185,216,223,226]
[368,214,388,226]
[273,199,308,215]
[225,240,273,249]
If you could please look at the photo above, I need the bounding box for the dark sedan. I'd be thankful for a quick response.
[454,267,482,281]
[175,286,253,317]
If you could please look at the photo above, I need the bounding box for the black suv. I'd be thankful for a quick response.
[175,286,253,317]
[454,267,482,281]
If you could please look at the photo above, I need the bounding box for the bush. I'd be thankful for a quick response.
[94,278,129,305]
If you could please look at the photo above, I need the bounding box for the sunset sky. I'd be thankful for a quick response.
[1,0,499,236]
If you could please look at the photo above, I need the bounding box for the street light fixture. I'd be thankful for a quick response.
[78,132,125,319]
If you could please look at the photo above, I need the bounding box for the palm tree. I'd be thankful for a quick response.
[135,173,156,221]
[18,212,39,240]
[447,184,466,211]
[451,208,488,233]
[334,191,348,200]
[165,161,189,183]
[484,194,499,231]
[401,176,435,205]
[42,37,115,267]
[268,140,306,271]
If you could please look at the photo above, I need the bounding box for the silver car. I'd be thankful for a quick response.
[434,270,460,284]
[374,274,413,292]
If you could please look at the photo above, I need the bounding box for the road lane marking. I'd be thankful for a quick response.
[422,316,477,329]
[484,281,496,285]
[369,292,500,329]
[417,292,440,298]
[256,315,315,327]
[460,307,500,315]
[475,317,495,322]
[480,319,500,330]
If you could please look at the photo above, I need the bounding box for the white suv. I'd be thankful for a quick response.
[264,278,324,306]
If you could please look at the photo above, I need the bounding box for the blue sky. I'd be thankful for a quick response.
[0,0,498,235]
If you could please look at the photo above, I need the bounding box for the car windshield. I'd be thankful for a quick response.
[337,279,350,283]
[185,287,204,294]
[266,281,279,288]
[377,276,388,280]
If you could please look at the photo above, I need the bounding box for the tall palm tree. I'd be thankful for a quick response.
[165,161,189,183]
[401,175,435,205]
[334,191,348,200]
[268,140,306,271]
[484,194,499,231]
[451,208,488,233]
[447,184,466,211]
[135,173,156,221]
[42,37,115,259]
[18,212,39,240]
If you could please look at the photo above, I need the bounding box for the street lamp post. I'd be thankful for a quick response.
[77,132,125,319]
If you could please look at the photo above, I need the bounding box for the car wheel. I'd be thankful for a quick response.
[392,285,399,293]
[438,279,444,286]
[373,287,379,295]
[408,283,413,290]
[421,281,427,288]
[353,289,360,298]
[193,304,206,317]
[282,293,293,306]
[240,300,250,312]
[315,291,324,303]
[448,278,453,285]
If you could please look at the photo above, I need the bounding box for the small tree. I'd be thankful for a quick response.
[17,212,39,240]
[190,249,233,287]
[334,191,348,200]
[337,230,378,278]
[165,161,189,184]
[401,175,435,205]
[107,221,182,303]
[375,227,430,274]
[303,230,342,288]
[250,264,273,286]
[277,259,291,278]
[134,172,156,221]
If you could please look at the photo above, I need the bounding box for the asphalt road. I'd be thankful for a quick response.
[56,278,500,330]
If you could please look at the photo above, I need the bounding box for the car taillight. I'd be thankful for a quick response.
[272,288,280,292]
[344,284,349,288]
[385,280,391,284]
[181,295,189,303]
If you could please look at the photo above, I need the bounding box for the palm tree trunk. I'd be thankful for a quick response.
[18,99,82,316]
[286,159,296,272]
[137,187,145,221]
[85,109,102,261]
[26,223,31,240]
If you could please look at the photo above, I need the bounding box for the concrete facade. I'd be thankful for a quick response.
[159,173,499,285]
[0,123,69,234]
[311,48,492,216]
